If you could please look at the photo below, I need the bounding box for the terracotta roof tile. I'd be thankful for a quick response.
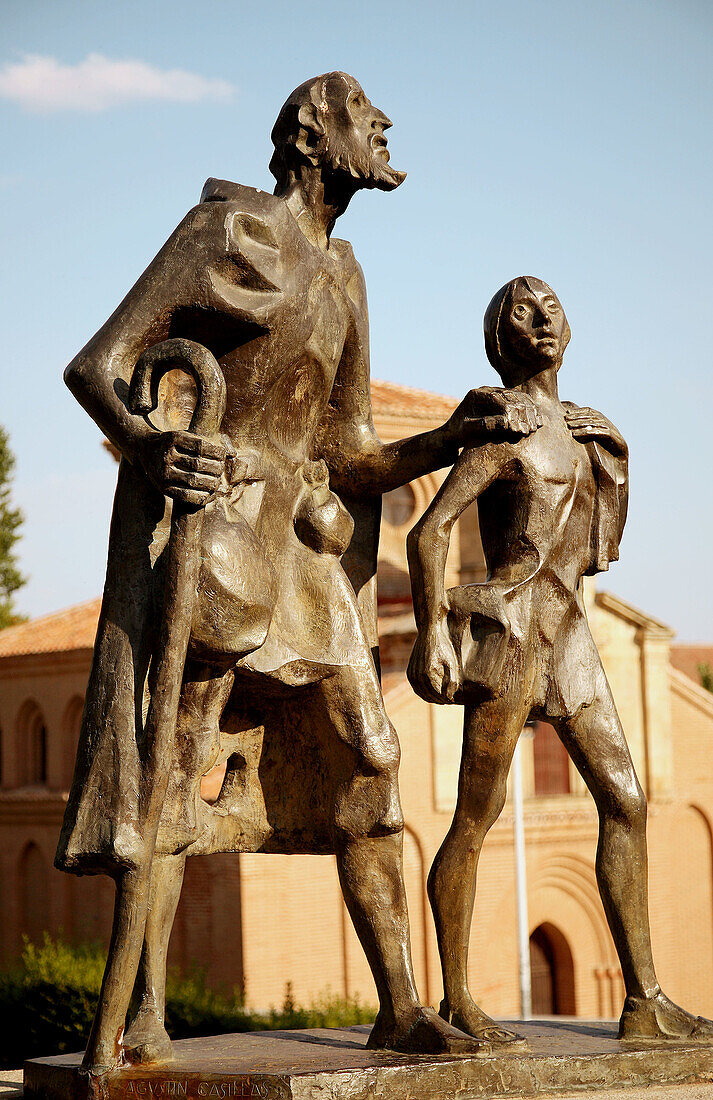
[671,645,713,687]
[370,379,457,420]
[0,598,101,658]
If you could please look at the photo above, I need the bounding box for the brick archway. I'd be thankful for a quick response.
[527,852,619,1017]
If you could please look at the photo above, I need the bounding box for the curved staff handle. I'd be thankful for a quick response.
[83,339,226,1076]
[129,336,227,437]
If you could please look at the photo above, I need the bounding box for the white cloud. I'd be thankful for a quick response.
[0,53,235,112]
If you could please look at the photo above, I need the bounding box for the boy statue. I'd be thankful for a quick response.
[407,275,713,1046]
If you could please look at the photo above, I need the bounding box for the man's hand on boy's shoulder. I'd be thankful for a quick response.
[447,386,542,448]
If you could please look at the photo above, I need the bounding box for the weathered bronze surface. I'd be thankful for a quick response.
[407,276,713,1047]
[55,74,539,1075]
[24,1021,713,1099]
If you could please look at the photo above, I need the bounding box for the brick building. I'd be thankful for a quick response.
[1,380,713,1021]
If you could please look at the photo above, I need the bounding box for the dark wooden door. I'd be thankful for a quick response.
[530,925,556,1014]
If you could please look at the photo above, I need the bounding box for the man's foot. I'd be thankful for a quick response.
[123,1008,173,1064]
[366,1005,490,1056]
[619,990,713,1042]
[80,1036,123,1077]
[439,998,528,1048]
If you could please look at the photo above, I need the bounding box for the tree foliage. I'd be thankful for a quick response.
[0,425,26,629]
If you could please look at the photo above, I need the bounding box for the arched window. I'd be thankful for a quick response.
[529,922,576,1015]
[16,701,48,787]
[382,484,417,529]
[30,720,47,785]
[19,843,49,945]
[532,721,570,796]
[61,696,84,788]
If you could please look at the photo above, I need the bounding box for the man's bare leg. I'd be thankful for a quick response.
[124,663,235,1063]
[319,665,487,1055]
[557,666,713,1040]
[429,691,530,1044]
[123,854,186,1063]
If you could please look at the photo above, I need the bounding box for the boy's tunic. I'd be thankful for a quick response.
[447,422,628,719]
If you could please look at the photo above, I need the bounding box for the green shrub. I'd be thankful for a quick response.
[163,967,253,1038]
[0,936,375,1067]
[262,982,375,1030]
[0,935,105,1067]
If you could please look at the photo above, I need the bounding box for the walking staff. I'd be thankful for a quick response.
[83,339,226,1075]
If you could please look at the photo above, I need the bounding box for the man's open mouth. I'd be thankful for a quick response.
[371,134,390,159]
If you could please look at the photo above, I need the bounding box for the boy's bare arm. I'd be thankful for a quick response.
[406,444,511,703]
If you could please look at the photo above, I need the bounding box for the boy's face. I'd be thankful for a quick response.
[501,280,568,373]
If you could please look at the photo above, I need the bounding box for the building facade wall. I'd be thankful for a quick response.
[1,400,712,1024]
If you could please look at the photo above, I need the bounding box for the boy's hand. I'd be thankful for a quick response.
[564,406,628,457]
[447,387,541,446]
[408,622,461,704]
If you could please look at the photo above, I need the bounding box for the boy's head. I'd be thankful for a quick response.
[484,276,570,385]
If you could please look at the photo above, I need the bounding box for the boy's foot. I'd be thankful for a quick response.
[620,990,713,1041]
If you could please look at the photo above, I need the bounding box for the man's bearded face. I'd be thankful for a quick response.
[322,77,406,191]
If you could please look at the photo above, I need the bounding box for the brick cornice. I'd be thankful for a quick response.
[0,649,92,678]
[0,790,67,824]
[595,590,675,639]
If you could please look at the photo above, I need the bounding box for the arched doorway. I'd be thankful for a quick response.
[529,922,576,1015]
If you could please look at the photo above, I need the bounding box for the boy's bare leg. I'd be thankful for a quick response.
[557,666,713,1040]
[429,690,531,1043]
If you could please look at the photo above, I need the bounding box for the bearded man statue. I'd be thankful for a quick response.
[57,72,538,1073]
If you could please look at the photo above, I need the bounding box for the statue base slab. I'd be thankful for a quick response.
[24,1019,713,1099]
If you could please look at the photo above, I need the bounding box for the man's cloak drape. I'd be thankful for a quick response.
[56,182,383,876]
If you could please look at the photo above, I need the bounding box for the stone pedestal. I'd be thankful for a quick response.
[24,1019,713,1099]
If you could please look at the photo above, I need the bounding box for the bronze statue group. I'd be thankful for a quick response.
[57,72,713,1074]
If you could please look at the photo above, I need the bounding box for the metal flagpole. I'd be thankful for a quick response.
[512,732,532,1019]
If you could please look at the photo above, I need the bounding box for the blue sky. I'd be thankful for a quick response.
[1,0,711,640]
